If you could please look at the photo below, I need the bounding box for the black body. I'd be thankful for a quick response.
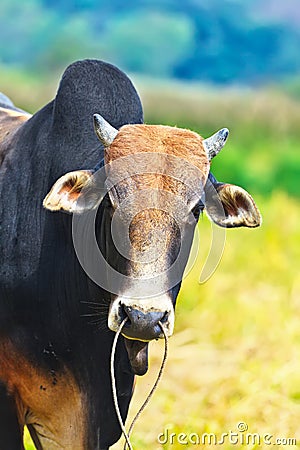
[0,60,143,449]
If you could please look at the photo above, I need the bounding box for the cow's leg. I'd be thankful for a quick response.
[0,382,24,450]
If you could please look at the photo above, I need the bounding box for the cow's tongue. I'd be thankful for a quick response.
[124,338,149,376]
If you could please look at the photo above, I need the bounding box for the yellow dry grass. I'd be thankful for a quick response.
[109,192,300,450]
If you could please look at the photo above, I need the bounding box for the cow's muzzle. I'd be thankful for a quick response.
[108,295,174,375]
[121,305,169,340]
[108,295,174,341]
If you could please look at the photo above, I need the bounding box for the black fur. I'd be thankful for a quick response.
[0,59,143,449]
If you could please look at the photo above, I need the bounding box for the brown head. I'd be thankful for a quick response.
[44,115,261,374]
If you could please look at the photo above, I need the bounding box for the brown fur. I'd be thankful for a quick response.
[0,338,85,449]
[106,124,209,208]
[105,124,209,276]
[129,208,177,252]
[0,107,31,166]
[106,124,209,172]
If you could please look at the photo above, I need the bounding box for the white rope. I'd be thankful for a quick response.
[110,319,168,450]
[110,318,133,450]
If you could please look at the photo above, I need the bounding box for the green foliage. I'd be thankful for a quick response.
[1,0,300,84]
[98,10,195,77]
[0,66,57,113]
[282,77,300,100]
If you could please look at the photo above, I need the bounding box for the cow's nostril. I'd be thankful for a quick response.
[160,311,169,324]
[119,303,131,328]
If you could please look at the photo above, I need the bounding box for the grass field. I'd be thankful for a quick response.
[107,192,300,450]
[2,68,299,449]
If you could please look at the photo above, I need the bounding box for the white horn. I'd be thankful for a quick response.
[93,114,118,147]
[203,128,229,161]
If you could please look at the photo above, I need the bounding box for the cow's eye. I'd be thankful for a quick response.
[192,200,205,220]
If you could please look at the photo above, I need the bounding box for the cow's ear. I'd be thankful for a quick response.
[205,183,262,228]
[43,170,96,213]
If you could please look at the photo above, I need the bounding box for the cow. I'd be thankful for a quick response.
[0,59,261,450]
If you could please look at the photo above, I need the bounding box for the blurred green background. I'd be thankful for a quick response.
[1,0,300,448]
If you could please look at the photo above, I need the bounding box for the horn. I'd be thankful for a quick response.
[93,114,118,147]
[203,128,229,161]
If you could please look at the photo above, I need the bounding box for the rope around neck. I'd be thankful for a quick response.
[110,318,168,450]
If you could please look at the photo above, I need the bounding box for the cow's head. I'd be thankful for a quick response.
[44,115,261,374]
